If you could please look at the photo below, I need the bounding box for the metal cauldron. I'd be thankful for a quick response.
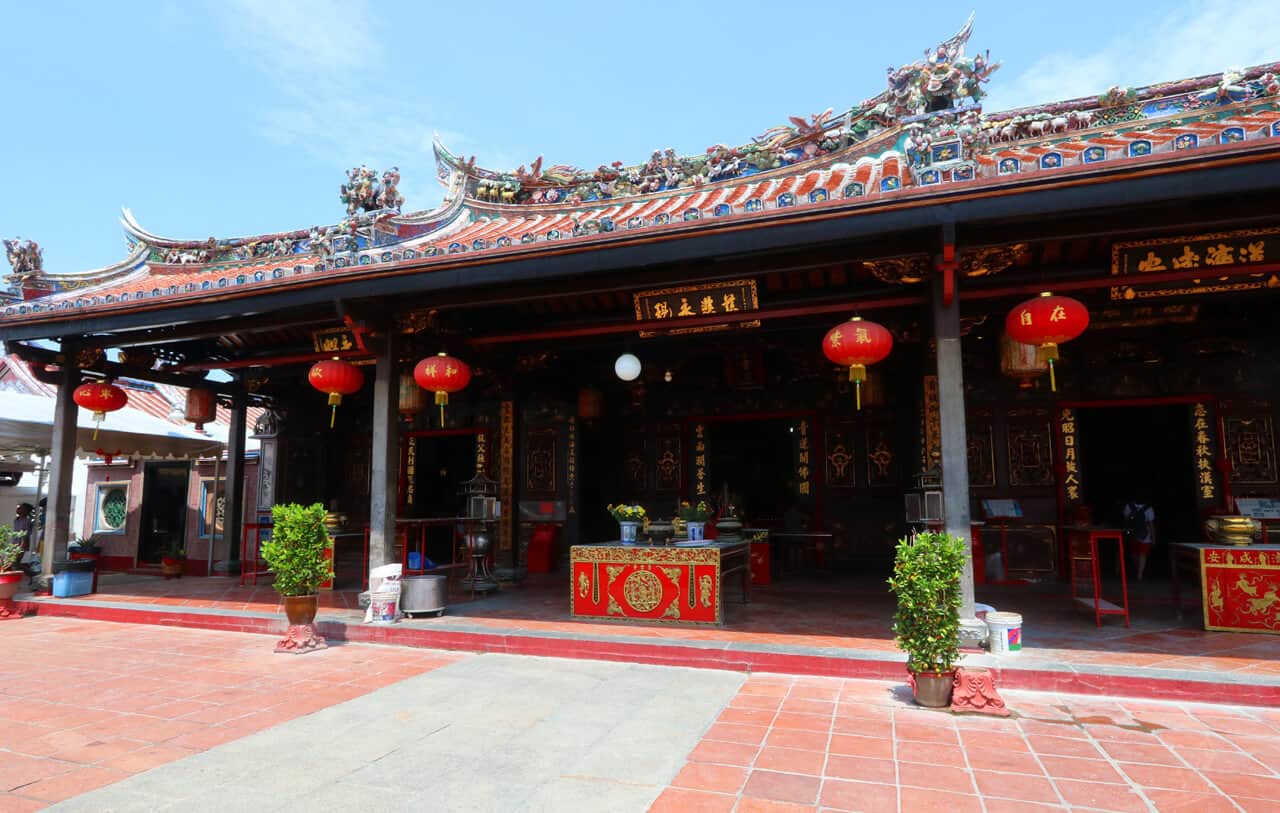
[400,574,448,617]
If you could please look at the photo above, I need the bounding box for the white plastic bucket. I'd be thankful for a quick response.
[986,611,1022,655]
[369,591,399,624]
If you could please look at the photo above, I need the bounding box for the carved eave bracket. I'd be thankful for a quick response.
[862,255,932,284]
[960,243,1031,278]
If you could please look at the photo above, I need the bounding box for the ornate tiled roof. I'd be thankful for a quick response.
[3,17,1279,327]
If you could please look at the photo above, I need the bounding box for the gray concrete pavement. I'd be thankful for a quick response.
[50,653,744,813]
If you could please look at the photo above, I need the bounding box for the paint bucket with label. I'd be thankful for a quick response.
[369,591,399,624]
[986,611,1022,655]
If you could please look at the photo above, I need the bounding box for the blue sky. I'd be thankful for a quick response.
[2,0,1277,273]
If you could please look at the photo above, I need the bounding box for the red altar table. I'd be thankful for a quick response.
[1173,543,1280,634]
[570,541,750,626]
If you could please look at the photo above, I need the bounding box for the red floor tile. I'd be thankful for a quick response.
[895,739,964,766]
[817,778,897,812]
[671,763,748,794]
[741,770,820,805]
[688,739,759,767]
[648,787,736,813]
[733,797,817,813]
[1025,734,1103,759]
[1038,755,1126,784]
[897,786,984,813]
[828,733,893,759]
[763,728,828,752]
[1053,779,1150,812]
[1144,789,1242,813]
[971,770,1061,804]
[753,747,825,776]
[896,761,976,794]
[822,755,895,784]
[1119,762,1215,793]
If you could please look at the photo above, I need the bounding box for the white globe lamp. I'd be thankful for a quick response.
[614,353,642,382]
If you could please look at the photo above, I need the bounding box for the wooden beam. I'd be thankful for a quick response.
[467,294,926,346]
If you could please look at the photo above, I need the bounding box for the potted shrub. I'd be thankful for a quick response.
[887,531,967,708]
[260,503,333,653]
[678,500,712,542]
[607,504,646,544]
[0,528,25,615]
[160,544,185,579]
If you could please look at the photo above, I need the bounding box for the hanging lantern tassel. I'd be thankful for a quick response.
[1041,344,1060,392]
[91,411,104,441]
[435,390,449,424]
[328,392,342,428]
[849,364,867,410]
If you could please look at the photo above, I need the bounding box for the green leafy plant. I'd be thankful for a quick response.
[162,542,186,561]
[678,500,711,522]
[71,534,104,554]
[887,532,967,674]
[0,527,22,572]
[607,504,646,523]
[260,503,333,597]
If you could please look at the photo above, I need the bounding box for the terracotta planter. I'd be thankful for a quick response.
[160,558,184,579]
[910,670,956,708]
[0,571,23,602]
[283,594,319,626]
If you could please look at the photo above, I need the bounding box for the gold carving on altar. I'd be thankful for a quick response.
[1111,226,1280,301]
[578,571,589,599]
[699,575,713,608]
[607,596,623,616]
[1060,408,1081,503]
[862,255,930,284]
[661,566,682,586]
[622,570,664,613]
[634,280,758,337]
[662,600,680,619]
[959,244,1029,278]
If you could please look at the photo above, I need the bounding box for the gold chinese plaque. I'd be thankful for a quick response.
[1110,227,1279,301]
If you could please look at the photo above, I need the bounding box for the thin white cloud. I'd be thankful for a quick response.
[223,0,380,79]
[986,0,1280,112]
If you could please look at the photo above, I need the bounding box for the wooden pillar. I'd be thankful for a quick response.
[930,273,983,637]
[222,396,247,565]
[39,354,79,586]
[368,332,399,572]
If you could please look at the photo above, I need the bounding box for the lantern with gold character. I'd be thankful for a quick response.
[73,380,129,440]
[308,359,364,428]
[414,352,472,425]
[822,316,893,410]
[1005,292,1089,392]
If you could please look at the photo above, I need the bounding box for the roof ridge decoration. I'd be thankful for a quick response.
[435,15,998,207]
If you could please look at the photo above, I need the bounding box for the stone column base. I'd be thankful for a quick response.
[950,667,1010,716]
[274,624,327,654]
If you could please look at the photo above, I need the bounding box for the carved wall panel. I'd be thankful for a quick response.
[865,420,896,488]
[624,431,648,496]
[967,422,996,488]
[1007,421,1055,487]
[1225,415,1278,485]
[825,421,856,489]
[524,428,558,496]
[654,427,683,494]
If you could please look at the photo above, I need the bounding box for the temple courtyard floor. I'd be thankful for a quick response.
[16,571,1280,706]
[0,617,1277,811]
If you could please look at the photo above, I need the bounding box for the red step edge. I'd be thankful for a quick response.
[19,600,1280,707]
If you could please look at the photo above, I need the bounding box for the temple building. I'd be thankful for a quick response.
[4,18,1280,633]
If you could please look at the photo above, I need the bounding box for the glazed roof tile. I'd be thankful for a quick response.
[4,22,1279,328]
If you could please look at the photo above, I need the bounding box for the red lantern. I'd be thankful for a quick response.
[308,359,364,428]
[822,317,893,410]
[184,388,217,432]
[73,380,128,440]
[414,352,471,425]
[1005,292,1089,392]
